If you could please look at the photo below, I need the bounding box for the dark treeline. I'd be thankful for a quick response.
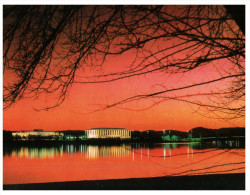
[3,127,245,144]
[190,127,245,137]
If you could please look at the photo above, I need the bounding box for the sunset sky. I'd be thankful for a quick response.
[2,5,245,132]
[3,55,245,131]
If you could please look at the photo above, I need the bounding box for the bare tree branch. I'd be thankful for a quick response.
[3,5,245,119]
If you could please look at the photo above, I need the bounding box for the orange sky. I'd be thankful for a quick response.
[3,53,245,131]
[2,5,245,132]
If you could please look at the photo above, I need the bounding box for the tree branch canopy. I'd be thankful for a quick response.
[3,5,245,119]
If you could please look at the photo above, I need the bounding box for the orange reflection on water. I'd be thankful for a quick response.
[3,143,245,185]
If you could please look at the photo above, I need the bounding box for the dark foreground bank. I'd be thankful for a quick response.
[3,173,245,190]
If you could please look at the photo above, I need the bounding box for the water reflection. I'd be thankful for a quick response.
[86,145,131,159]
[3,141,245,185]
[10,147,63,159]
[3,140,244,160]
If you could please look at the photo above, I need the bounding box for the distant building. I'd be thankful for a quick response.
[12,129,64,140]
[85,128,132,139]
[162,135,171,141]
[162,135,183,142]
[171,135,181,142]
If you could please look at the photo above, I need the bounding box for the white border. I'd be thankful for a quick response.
[1,1,249,195]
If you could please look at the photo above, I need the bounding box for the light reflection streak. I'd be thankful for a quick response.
[4,141,245,185]
[163,145,166,160]
[10,147,62,159]
[6,141,243,160]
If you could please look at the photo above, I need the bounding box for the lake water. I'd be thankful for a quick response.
[3,142,245,185]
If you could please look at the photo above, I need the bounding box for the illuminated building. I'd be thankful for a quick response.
[12,129,64,140]
[85,128,132,139]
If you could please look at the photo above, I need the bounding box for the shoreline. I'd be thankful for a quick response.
[3,173,245,190]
